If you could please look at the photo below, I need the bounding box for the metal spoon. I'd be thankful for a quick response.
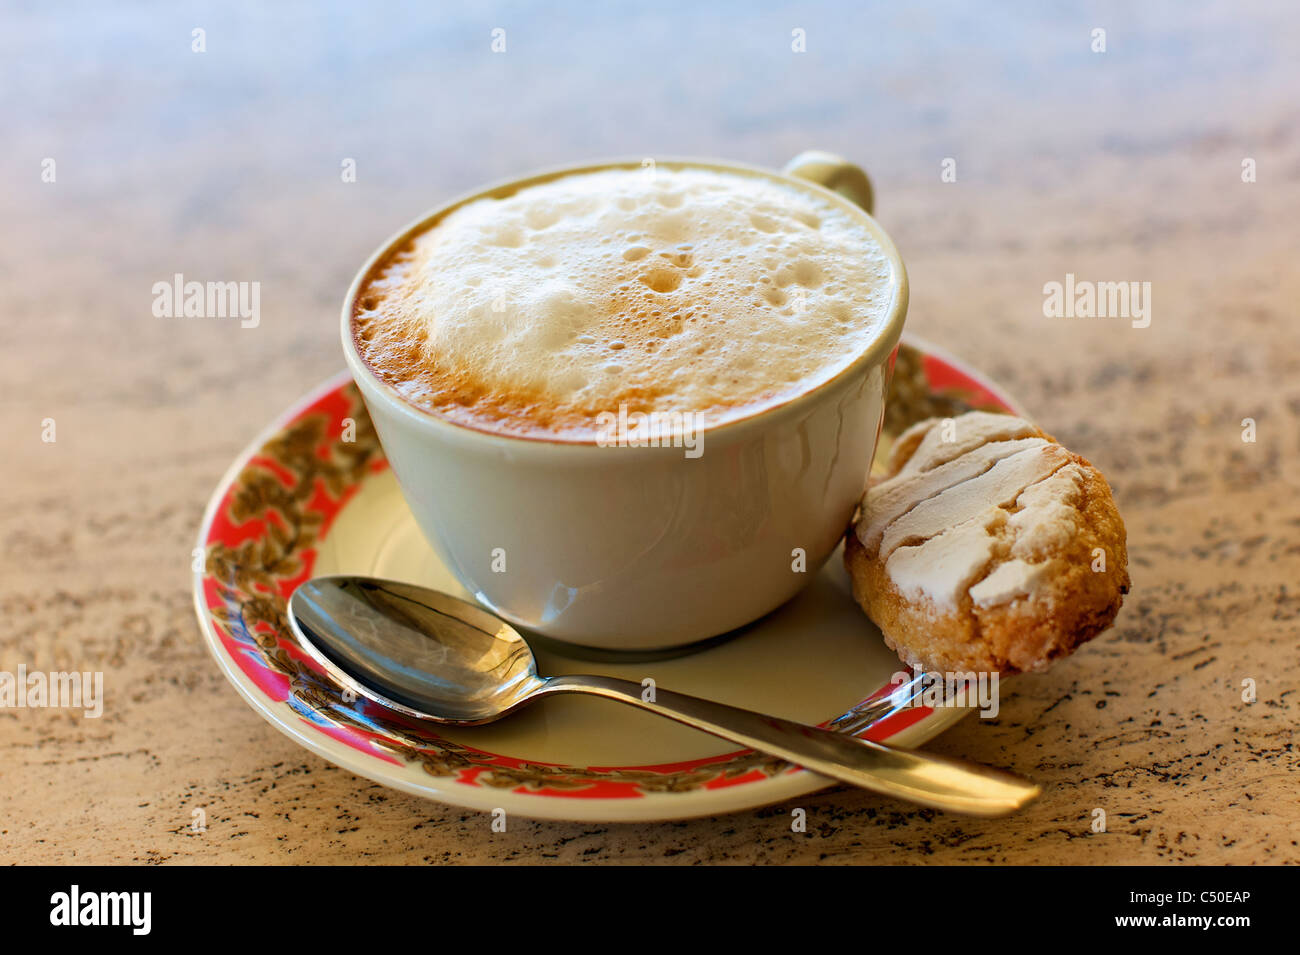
[288,575,1040,816]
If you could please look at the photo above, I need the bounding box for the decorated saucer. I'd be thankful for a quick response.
[192,337,1023,822]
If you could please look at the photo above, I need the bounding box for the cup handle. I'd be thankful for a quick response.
[782,150,875,215]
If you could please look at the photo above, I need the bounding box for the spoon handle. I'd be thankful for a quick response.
[539,674,1039,816]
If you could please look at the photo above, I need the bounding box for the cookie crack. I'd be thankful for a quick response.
[960,457,1074,600]
[878,453,1072,562]
[873,456,1002,550]
[869,439,1049,554]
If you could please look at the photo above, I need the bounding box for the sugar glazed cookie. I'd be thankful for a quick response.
[844,411,1130,675]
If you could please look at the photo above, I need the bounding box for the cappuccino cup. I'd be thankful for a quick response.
[342,153,908,651]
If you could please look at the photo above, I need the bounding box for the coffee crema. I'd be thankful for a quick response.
[351,166,894,440]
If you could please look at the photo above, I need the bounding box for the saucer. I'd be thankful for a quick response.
[193,337,1023,822]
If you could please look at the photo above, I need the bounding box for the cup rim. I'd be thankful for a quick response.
[340,155,909,453]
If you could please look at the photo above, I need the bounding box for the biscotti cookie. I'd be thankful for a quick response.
[844,411,1129,675]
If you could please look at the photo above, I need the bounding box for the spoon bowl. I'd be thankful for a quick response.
[290,576,545,723]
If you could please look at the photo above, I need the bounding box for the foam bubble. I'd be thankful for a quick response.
[353,167,894,438]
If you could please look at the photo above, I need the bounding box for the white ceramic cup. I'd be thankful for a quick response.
[341,154,908,651]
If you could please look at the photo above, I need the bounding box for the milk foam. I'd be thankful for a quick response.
[353,167,894,438]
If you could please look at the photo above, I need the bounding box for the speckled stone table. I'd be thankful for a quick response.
[3,2,1297,864]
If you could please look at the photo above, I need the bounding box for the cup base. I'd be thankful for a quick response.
[519,618,763,664]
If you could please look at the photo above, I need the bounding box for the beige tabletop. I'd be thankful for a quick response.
[3,2,1297,864]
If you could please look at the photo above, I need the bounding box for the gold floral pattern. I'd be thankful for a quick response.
[884,342,1005,435]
